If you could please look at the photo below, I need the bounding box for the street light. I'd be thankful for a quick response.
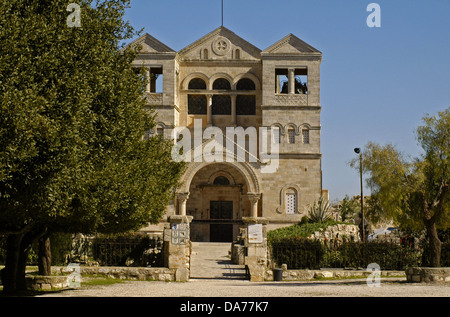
[354,148,365,242]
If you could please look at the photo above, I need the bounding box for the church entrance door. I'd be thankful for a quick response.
[210,201,233,242]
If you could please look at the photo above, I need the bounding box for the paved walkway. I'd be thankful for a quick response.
[190,242,247,280]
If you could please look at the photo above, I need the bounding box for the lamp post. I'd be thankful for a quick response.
[354,148,365,242]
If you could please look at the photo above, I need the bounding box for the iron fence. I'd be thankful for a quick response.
[70,234,164,267]
[269,239,423,270]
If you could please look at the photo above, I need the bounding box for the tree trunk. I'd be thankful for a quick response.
[2,229,44,293]
[424,220,442,267]
[2,234,23,293]
[38,235,52,276]
[2,233,33,293]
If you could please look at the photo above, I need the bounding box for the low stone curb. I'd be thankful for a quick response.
[405,267,450,283]
[265,269,405,281]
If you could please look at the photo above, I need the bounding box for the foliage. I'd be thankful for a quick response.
[0,0,184,291]
[338,195,360,222]
[267,220,345,242]
[0,0,184,238]
[270,238,422,270]
[306,195,333,223]
[350,109,449,266]
[270,238,324,269]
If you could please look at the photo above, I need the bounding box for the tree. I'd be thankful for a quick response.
[0,0,184,292]
[351,109,449,267]
[338,195,360,222]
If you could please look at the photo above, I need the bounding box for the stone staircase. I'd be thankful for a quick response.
[190,242,248,280]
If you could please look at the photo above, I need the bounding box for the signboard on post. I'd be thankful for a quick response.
[171,223,188,245]
[248,224,263,244]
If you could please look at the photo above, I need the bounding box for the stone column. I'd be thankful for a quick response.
[206,94,213,127]
[164,215,193,282]
[288,68,295,94]
[177,192,189,216]
[145,68,151,93]
[247,193,260,218]
[231,94,237,126]
[275,75,281,94]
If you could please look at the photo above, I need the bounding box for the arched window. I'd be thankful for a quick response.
[235,49,240,60]
[188,78,207,90]
[302,128,310,144]
[203,49,209,59]
[236,78,255,91]
[236,78,256,115]
[288,128,296,144]
[285,188,298,214]
[213,78,231,90]
[272,127,281,144]
[213,176,230,185]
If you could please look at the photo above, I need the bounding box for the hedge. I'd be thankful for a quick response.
[269,238,422,270]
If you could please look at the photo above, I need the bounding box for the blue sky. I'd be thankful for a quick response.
[123,0,450,201]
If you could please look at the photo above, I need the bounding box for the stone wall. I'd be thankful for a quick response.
[26,275,70,291]
[406,267,450,283]
[25,266,176,291]
[307,224,360,242]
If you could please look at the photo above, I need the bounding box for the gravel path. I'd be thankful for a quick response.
[38,277,449,297]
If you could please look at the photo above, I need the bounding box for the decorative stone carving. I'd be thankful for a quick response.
[274,94,308,106]
[212,37,231,56]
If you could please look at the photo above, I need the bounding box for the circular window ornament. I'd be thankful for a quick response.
[212,37,231,56]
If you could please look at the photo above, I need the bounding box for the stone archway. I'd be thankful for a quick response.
[177,161,261,242]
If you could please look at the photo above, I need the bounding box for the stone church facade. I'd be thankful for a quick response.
[126,26,324,242]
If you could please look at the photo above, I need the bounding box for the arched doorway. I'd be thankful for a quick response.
[180,162,260,242]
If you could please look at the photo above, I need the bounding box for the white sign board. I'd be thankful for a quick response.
[248,224,263,243]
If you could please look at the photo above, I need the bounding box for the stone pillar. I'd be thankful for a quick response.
[275,75,281,94]
[247,193,260,218]
[242,217,268,282]
[177,192,189,216]
[231,94,237,126]
[164,215,193,282]
[288,68,295,94]
[145,68,151,93]
[206,94,213,127]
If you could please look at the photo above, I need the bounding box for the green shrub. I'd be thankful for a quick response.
[269,237,422,270]
[267,220,345,242]
[270,237,324,269]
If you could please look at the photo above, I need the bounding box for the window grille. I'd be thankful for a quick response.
[188,78,207,90]
[212,95,231,114]
[213,78,231,90]
[302,129,310,144]
[286,193,297,214]
[288,129,295,144]
[188,95,207,114]
[236,78,255,90]
[236,95,256,115]
[272,128,281,144]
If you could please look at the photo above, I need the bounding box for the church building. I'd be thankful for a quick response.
[126,26,324,242]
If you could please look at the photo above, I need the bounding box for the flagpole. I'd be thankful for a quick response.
[221,0,224,26]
